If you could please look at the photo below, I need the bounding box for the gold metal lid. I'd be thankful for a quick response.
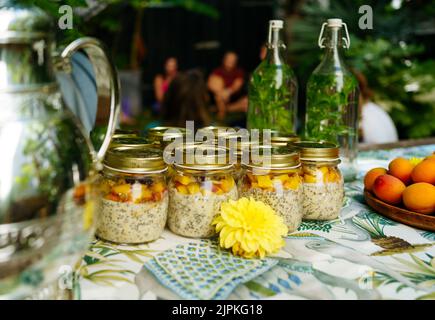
[233,139,261,158]
[109,137,151,148]
[292,141,340,161]
[173,144,232,171]
[245,145,300,169]
[197,126,236,135]
[112,129,139,139]
[103,145,167,173]
[271,135,301,146]
[147,126,187,137]
[197,126,239,145]
[147,126,188,146]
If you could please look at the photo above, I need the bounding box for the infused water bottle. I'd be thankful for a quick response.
[305,18,359,181]
[247,20,298,134]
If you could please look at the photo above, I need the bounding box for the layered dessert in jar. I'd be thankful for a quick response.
[97,145,168,244]
[167,144,238,238]
[293,141,344,220]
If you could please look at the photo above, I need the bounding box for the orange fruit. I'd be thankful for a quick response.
[411,159,435,184]
[364,167,387,191]
[388,157,414,184]
[402,183,435,214]
[373,174,406,205]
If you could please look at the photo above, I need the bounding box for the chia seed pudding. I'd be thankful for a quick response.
[240,184,302,232]
[302,182,343,220]
[168,144,238,238]
[293,141,344,221]
[168,182,238,238]
[98,192,168,243]
[97,145,168,244]
[240,144,303,233]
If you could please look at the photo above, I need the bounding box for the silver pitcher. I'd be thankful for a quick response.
[0,1,120,299]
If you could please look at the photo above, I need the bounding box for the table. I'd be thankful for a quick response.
[76,144,435,300]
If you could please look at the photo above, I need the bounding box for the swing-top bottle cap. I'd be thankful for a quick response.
[327,18,343,28]
[269,20,284,29]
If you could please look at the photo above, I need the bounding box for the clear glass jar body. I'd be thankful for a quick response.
[301,160,344,220]
[247,28,298,134]
[168,168,238,238]
[239,167,303,232]
[97,169,168,244]
[305,26,359,181]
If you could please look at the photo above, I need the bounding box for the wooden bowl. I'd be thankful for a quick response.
[364,189,435,232]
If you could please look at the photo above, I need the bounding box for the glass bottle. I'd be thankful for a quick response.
[247,20,298,134]
[305,19,359,181]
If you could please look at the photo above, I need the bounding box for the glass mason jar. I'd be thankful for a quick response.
[109,136,151,149]
[97,145,168,244]
[168,144,238,238]
[112,129,139,139]
[271,134,301,147]
[293,141,344,220]
[147,126,189,177]
[197,126,236,141]
[201,127,244,180]
[247,20,298,134]
[304,19,359,181]
[239,145,303,233]
[147,126,188,149]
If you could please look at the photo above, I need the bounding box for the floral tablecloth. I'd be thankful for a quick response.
[76,144,435,300]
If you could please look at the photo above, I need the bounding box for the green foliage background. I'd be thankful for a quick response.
[17,0,219,67]
[287,0,435,139]
[15,0,435,139]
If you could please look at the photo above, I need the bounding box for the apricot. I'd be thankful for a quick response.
[151,182,165,193]
[112,183,131,195]
[174,175,194,185]
[411,159,435,184]
[327,168,341,183]
[364,167,387,191]
[425,154,435,162]
[175,184,188,195]
[187,182,200,194]
[303,174,317,183]
[140,188,153,201]
[373,174,406,205]
[257,175,273,188]
[402,183,435,214]
[388,157,414,184]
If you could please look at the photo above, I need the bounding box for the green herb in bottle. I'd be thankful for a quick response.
[305,18,359,181]
[247,20,298,134]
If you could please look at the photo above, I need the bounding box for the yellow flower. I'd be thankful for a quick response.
[409,157,423,166]
[212,197,287,259]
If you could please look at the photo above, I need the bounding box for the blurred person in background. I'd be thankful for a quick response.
[153,57,179,113]
[160,69,211,128]
[225,44,268,115]
[208,51,245,120]
[355,71,399,144]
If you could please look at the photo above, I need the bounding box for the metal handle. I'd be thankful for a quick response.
[342,22,350,49]
[317,22,327,48]
[60,37,120,161]
[318,21,350,49]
